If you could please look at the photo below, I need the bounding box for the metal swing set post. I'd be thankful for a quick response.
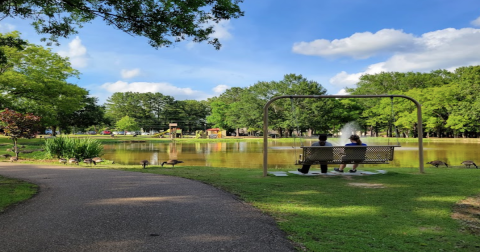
[262,95,424,177]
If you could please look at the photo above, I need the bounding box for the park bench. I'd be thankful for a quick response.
[297,146,398,165]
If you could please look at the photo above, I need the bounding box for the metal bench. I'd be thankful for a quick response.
[297,146,399,165]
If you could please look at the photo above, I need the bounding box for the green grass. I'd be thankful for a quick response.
[0,176,38,213]
[2,134,480,251]
[107,165,480,251]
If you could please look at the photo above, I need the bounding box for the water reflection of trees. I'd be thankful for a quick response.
[102,141,480,168]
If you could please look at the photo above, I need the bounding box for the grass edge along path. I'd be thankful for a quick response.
[0,175,38,214]
[120,166,480,252]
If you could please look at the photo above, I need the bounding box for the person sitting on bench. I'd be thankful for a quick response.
[298,134,332,174]
[334,134,366,173]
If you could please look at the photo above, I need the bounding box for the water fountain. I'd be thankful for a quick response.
[334,121,362,145]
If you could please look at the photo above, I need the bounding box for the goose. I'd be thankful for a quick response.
[461,160,478,168]
[10,157,18,162]
[140,160,149,169]
[92,157,103,163]
[426,160,448,167]
[59,158,67,165]
[161,160,184,167]
[84,158,96,166]
[69,158,79,165]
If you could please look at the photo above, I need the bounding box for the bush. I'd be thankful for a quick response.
[44,136,103,159]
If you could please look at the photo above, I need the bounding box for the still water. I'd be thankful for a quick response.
[102,139,480,169]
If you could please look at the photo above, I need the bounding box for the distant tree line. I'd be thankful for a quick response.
[347,66,480,138]
[206,74,361,137]
[105,92,209,133]
[3,31,480,138]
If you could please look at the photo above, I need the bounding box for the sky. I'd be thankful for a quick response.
[2,0,480,104]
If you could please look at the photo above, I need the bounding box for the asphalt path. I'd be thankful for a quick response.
[0,163,295,252]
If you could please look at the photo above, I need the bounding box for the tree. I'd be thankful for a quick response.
[0,0,244,50]
[105,92,149,123]
[0,108,41,159]
[0,35,26,65]
[64,96,108,132]
[116,116,140,132]
[178,100,209,132]
[0,32,88,134]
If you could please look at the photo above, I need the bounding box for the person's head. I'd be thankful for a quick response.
[318,134,328,146]
[349,134,362,145]
[319,134,328,141]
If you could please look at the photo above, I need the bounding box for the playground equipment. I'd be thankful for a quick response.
[195,130,207,139]
[169,123,183,138]
[262,95,424,176]
[206,128,223,139]
[154,130,170,138]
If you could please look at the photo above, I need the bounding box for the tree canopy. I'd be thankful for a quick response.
[0,0,244,50]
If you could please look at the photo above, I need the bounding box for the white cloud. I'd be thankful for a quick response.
[212,20,233,40]
[330,63,386,87]
[293,29,416,59]
[328,28,480,87]
[187,20,233,49]
[0,23,15,33]
[471,16,480,27]
[335,89,350,95]
[121,68,141,79]
[57,36,89,68]
[101,81,211,100]
[213,84,230,93]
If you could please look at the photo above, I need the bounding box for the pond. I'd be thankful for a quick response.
[102,138,480,169]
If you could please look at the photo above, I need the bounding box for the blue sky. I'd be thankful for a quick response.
[2,0,480,104]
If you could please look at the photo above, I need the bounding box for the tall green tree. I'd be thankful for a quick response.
[179,100,209,132]
[116,116,140,132]
[64,96,108,133]
[0,32,88,135]
[105,92,149,123]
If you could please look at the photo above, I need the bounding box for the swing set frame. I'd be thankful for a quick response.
[262,95,424,176]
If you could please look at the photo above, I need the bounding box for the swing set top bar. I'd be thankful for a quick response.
[262,95,424,176]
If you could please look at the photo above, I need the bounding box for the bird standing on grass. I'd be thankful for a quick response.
[92,157,103,164]
[10,157,18,162]
[59,158,67,165]
[161,160,184,167]
[140,160,149,169]
[461,160,478,168]
[69,158,79,165]
[426,160,448,167]
[84,158,96,166]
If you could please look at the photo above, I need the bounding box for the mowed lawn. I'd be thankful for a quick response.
[126,166,480,252]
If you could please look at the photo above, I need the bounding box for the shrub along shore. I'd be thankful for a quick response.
[1,135,480,251]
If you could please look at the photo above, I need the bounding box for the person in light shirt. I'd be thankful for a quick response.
[297,134,332,174]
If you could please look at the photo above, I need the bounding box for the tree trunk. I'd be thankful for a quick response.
[12,138,19,159]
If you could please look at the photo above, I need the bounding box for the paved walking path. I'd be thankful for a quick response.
[0,163,294,252]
